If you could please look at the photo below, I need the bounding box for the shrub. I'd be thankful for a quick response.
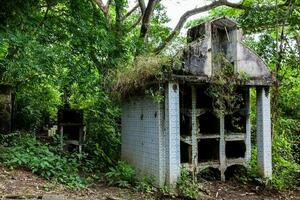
[0,133,85,187]
[135,176,156,193]
[105,161,135,188]
[271,134,300,189]
[176,168,201,199]
[241,134,300,190]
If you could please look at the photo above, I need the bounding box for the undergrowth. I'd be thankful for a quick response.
[176,168,202,199]
[0,133,93,188]
[238,134,300,190]
[105,161,156,193]
[105,161,135,188]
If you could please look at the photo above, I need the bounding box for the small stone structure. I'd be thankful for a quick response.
[121,17,273,186]
[58,107,86,153]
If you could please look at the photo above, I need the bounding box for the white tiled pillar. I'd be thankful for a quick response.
[256,87,272,178]
[165,82,180,186]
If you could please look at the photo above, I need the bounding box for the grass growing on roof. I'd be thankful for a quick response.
[111,55,171,96]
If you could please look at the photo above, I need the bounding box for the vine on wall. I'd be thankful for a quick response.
[206,53,249,118]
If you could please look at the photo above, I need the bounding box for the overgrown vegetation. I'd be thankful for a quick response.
[176,168,202,199]
[105,161,135,188]
[111,55,171,97]
[0,133,88,187]
[235,136,300,190]
[206,54,249,118]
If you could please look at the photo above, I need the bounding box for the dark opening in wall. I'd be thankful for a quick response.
[196,86,212,109]
[63,126,80,140]
[198,167,221,181]
[198,139,219,162]
[180,84,192,109]
[180,114,191,136]
[236,87,248,109]
[187,23,206,43]
[180,84,192,136]
[180,141,191,163]
[225,112,246,133]
[224,165,247,181]
[225,141,246,159]
[58,109,83,124]
[199,112,219,134]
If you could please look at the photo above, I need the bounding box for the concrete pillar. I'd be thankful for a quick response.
[219,115,226,181]
[191,86,198,175]
[256,87,272,178]
[165,82,180,185]
[245,88,251,163]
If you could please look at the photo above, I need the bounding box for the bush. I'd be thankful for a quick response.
[241,134,300,190]
[0,133,86,187]
[271,134,300,189]
[135,176,156,193]
[105,161,135,188]
[176,168,201,199]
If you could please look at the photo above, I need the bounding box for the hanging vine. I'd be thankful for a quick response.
[206,53,249,118]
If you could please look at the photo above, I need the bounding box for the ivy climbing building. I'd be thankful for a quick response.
[120,16,274,186]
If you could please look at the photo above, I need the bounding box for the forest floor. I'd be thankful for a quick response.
[0,166,299,200]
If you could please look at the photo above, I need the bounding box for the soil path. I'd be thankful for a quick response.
[0,166,299,200]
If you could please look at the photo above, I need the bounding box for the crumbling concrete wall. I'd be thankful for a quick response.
[183,17,272,83]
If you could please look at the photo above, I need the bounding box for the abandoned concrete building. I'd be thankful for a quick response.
[121,17,273,186]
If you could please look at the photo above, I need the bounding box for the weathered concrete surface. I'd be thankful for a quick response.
[256,87,272,178]
[183,16,272,84]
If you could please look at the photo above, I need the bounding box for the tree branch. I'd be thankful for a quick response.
[95,0,108,15]
[107,0,112,11]
[154,0,296,54]
[93,0,113,29]
[122,3,139,20]
[154,0,245,53]
[138,0,146,14]
[140,0,159,40]
[127,15,143,32]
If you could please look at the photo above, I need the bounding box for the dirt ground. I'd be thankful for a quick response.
[0,166,299,200]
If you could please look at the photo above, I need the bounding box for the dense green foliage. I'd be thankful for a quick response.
[105,161,135,188]
[0,0,172,170]
[0,0,123,167]
[0,133,87,187]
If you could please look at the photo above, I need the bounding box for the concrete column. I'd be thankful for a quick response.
[245,88,251,163]
[191,86,198,175]
[256,87,272,178]
[165,82,180,185]
[219,115,226,181]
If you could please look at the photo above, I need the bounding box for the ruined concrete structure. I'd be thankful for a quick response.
[58,108,86,153]
[121,17,273,186]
